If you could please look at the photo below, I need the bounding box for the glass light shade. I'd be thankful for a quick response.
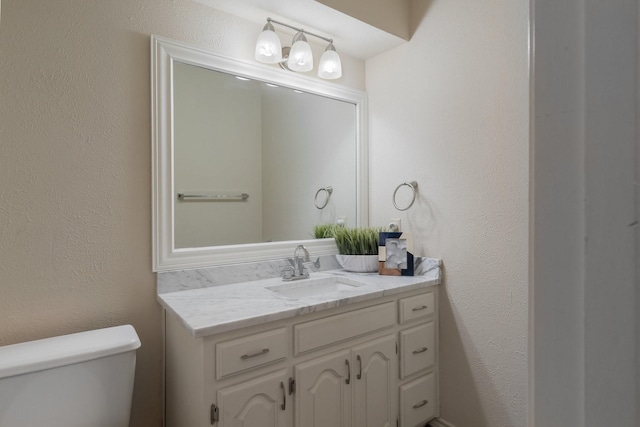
[287,33,313,72]
[318,47,342,79]
[255,24,282,64]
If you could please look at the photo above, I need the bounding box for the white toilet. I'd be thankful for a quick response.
[0,324,141,427]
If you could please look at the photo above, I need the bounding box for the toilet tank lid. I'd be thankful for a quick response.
[0,324,141,379]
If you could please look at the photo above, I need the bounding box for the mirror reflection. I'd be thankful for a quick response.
[152,35,367,271]
[173,62,357,249]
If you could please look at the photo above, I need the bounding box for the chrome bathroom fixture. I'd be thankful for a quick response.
[255,18,342,80]
[283,244,316,281]
[314,186,333,209]
[177,192,249,202]
[393,181,418,211]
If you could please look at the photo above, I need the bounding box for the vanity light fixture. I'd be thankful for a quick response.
[288,31,313,72]
[254,20,282,63]
[255,18,343,80]
[318,42,342,79]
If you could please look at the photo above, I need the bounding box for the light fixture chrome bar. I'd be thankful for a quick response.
[266,17,333,44]
[177,193,249,201]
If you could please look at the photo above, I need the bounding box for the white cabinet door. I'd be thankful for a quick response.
[217,369,291,427]
[295,349,352,427]
[352,335,397,427]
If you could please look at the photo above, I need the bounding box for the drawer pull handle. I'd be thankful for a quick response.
[412,347,428,354]
[412,305,428,311]
[357,355,362,380]
[280,381,286,410]
[413,399,429,409]
[345,359,351,384]
[240,348,270,360]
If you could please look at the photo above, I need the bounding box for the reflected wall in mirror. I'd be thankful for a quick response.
[152,36,368,271]
[173,63,357,248]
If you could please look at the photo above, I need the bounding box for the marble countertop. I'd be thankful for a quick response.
[158,266,441,338]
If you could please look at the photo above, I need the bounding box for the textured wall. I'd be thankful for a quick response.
[0,1,364,425]
[366,0,529,425]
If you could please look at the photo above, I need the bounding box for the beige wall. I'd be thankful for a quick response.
[0,1,364,426]
[366,0,529,425]
[316,0,411,40]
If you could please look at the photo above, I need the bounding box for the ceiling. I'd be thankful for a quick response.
[193,0,407,60]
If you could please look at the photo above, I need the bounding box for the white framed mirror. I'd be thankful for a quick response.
[151,35,368,271]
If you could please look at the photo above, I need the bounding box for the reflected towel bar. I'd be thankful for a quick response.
[177,193,249,201]
[314,186,333,209]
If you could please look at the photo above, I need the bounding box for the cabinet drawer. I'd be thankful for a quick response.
[399,322,435,378]
[216,328,288,379]
[400,372,436,427]
[399,293,434,323]
[294,302,396,355]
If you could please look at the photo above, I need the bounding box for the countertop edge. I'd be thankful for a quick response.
[158,275,441,339]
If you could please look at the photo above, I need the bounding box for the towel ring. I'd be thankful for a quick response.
[314,186,333,209]
[393,181,418,211]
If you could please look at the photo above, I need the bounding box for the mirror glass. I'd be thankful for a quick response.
[173,63,356,248]
[152,36,368,271]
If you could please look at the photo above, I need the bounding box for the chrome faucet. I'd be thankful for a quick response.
[283,245,311,281]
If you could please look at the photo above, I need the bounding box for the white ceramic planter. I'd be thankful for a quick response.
[335,254,379,273]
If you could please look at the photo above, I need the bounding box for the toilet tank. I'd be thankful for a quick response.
[0,324,141,427]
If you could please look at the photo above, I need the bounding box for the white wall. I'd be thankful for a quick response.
[531,0,639,425]
[0,1,364,426]
[530,0,586,422]
[366,0,529,425]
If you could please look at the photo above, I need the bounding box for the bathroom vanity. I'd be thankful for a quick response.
[158,262,441,427]
[152,35,442,427]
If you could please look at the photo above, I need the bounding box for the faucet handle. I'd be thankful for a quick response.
[282,264,294,280]
[304,257,321,271]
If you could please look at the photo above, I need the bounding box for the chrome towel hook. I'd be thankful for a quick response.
[314,186,333,209]
[392,181,418,211]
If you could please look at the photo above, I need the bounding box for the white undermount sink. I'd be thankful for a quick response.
[266,276,366,299]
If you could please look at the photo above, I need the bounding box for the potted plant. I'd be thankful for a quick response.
[312,223,336,239]
[314,225,383,272]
